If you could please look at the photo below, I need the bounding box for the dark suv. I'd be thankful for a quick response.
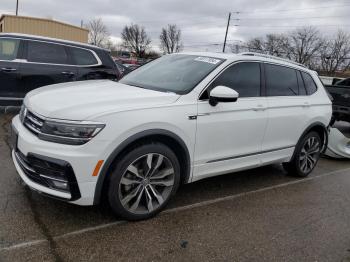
[0,33,120,106]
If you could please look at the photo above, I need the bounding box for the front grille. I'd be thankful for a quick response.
[23,109,44,135]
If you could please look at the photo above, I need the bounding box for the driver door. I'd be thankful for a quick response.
[193,62,268,181]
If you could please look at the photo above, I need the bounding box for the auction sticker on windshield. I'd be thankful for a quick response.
[194,57,221,64]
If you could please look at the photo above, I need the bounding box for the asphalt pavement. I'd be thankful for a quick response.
[1,112,350,262]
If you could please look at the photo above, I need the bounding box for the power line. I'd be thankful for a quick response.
[183,43,222,47]
[234,3,350,14]
[235,24,350,28]
[233,15,350,21]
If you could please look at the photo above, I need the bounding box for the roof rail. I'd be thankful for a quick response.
[239,52,307,68]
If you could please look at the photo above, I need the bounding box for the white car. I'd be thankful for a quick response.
[11,52,332,220]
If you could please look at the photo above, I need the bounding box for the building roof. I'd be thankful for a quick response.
[0,14,88,32]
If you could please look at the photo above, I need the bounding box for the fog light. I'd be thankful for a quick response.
[50,180,69,191]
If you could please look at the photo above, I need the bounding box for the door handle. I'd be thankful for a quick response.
[302,102,310,108]
[252,105,266,111]
[1,67,17,72]
[61,71,75,76]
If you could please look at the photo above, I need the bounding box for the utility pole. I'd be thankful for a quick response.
[16,0,19,16]
[222,12,231,53]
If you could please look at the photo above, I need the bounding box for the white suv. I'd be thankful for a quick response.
[11,52,332,220]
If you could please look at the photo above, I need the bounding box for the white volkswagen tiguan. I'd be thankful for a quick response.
[11,52,332,220]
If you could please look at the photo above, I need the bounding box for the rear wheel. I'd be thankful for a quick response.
[108,143,180,220]
[283,131,321,177]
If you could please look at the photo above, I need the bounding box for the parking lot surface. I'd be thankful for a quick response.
[1,112,350,262]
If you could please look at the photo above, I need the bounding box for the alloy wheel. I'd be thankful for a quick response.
[299,136,320,174]
[118,153,175,215]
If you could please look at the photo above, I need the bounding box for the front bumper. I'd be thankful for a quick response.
[12,150,74,199]
[12,149,81,200]
[11,115,110,206]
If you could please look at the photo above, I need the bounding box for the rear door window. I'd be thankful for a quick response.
[69,47,98,66]
[265,64,298,96]
[0,38,20,61]
[27,41,68,64]
[301,72,317,95]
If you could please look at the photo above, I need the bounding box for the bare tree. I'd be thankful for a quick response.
[320,30,350,75]
[86,18,110,47]
[246,37,265,52]
[121,24,151,58]
[159,24,183,54]
[288,27,323,66]
[246,34,291,58]
[245,27,323,68]
[265,34,291,58]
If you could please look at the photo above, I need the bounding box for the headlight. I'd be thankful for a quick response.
[39,121,105,145]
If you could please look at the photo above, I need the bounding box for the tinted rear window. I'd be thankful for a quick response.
[27,41,68,64]
[265,64,298,96]
[70,47,98,66]
[301,72,317,95]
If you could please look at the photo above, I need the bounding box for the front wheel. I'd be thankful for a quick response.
[283,131,321,177]
[107,143,180,221]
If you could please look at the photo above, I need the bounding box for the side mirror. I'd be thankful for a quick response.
[209,86,239,106]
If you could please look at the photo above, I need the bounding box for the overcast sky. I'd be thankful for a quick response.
[1,0,350,52]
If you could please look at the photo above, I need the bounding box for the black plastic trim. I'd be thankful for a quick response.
[93,129,191,205]
[17,151,81,201]
[207,145,295,163]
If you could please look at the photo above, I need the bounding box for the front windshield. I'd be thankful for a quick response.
[119,54,224,94]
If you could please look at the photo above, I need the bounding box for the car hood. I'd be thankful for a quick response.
[24,80,180,120]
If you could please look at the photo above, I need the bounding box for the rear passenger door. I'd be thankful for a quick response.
[20,40,77,96]
[261,63,309,159]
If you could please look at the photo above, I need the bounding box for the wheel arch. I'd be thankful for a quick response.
[93,129,191,205]
[292,121,329,160]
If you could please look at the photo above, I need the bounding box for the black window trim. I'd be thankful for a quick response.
[198,60,264,101]
[198,60,318,101]
[0,36,102,67]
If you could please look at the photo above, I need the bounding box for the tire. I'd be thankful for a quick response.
[107,142,181,221]
[283,131,322,177]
